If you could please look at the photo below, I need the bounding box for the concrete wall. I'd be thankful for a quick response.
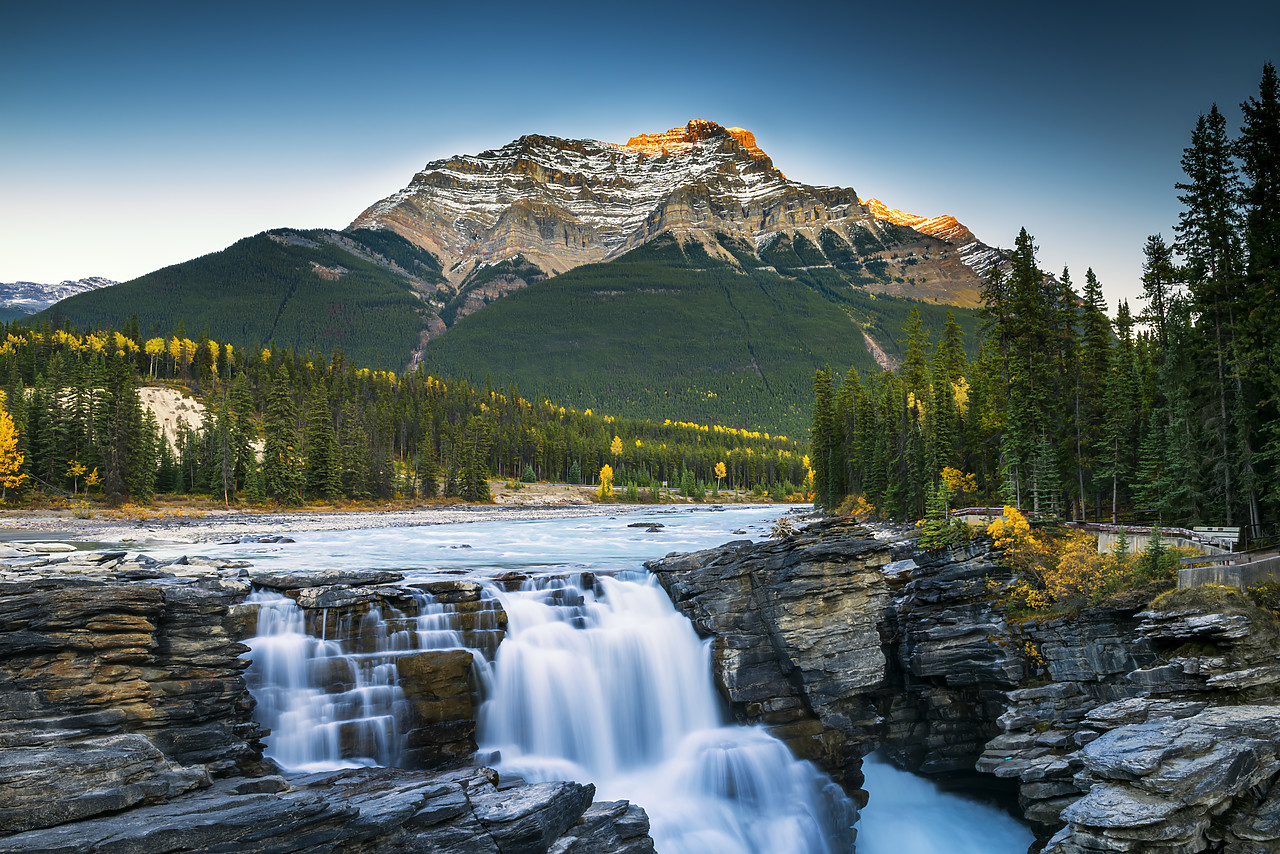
[1178,555,1280,589]
[1095,530,1218,556]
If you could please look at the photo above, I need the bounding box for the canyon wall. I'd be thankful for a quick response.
[649,518,1280,853]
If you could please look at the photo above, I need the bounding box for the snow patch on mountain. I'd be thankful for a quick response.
[0,277,116,316]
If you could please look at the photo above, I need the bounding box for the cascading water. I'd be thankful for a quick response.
[234,507,1035,853]
[477,573,857,854]
[244,588,498,770]
[244,592,412,770]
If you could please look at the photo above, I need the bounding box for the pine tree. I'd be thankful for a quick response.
[1238,62,1280,514]
[303,385,341,500]
[1175,103,1254,526]
[261,365,302,505]
[810,368,837,509]
[1139,234,1178,351]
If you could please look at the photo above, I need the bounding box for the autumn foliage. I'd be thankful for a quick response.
[989,507,1188,612]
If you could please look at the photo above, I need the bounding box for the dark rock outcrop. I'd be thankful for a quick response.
[650,517,1280,853]
[0,576,267,836]
[0,766,653,854]
[648,520,891,788]
[0,558,655,854]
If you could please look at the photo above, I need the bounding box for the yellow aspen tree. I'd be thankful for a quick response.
[144,338,166,377]
[67,461,87,496]
[0,392,26,501]
[598,464,614,500]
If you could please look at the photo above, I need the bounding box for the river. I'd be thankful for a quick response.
[211,504,1033,853]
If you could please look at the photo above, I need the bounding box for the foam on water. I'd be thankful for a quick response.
[233,506,1032,853]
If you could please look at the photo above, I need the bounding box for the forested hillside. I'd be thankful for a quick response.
[0,322,806,506]
[812,63,1280,541]
[418,234,980,440]
[36,228,445,370]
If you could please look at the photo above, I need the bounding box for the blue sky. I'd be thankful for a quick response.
[3,0,1276,309]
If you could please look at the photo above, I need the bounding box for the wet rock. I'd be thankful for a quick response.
[398,650,478,769]
[473,781,595,854]
[1047,706,1280,853]
[251,568,405,590]
[0,734,208,833]
[415,579,485,603]
[648,518,890,786]
[290,585,390,609]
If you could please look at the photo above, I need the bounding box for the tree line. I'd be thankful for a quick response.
[811,63,1280,538]
[0,323,806,506]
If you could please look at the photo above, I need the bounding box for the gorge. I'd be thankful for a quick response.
[2,507,1277,852]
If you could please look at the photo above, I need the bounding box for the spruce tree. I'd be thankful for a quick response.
[810,368,838,509]
[261,365,302,505]
[1139,234,1178,351]
[303,385,341,500]
[1238,62,1280,514]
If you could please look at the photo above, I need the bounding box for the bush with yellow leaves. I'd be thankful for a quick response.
[988,507,1184,613]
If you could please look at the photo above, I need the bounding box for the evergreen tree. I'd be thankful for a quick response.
[1238,62,1280,514]
[810,368,838,509]
[1139,234,1178,350]
[303,385,341,500]
[261,365,303,505]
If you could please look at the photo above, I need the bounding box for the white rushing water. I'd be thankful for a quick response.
[225,505,1032,852]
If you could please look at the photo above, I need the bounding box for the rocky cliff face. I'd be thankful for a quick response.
[351,119,1003,307]
[650,518,1280,853]
[649,521,891,791]
[0,549,654,854]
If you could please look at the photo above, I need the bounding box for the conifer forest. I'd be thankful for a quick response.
[810,64,1280,540]
[0,322,805,507]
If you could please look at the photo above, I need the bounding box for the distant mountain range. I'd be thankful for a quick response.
[42,119,1011,434]
[0,277,115,320]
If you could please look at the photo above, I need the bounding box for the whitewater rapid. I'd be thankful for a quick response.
[235,505,1033,853]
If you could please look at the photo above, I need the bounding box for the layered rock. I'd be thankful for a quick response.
[0,550,655,854]
[1044,705,1280,854]
[0,573,266,834]
[0,765,653,854]
[649,518,1280,853]
[648,519,892,788]
[351,119,1002,307]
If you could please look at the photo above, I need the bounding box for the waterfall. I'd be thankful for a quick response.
[236,509,1032,854]
[476,573,857,854]
[243,588,495,771]
[243,573,856,852]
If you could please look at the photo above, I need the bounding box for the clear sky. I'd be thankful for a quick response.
[3,0,1276,310]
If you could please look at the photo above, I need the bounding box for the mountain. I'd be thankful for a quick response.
[40,229,445,370]
[352,119,1004,310]
[0,277,115,320]
[38,119,1006,434]
[414,232,981,440]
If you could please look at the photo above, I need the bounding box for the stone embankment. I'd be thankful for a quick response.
[648,517,1280,853]
[0,545,654,854]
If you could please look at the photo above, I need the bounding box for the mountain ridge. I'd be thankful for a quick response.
[351,119,1003,308]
